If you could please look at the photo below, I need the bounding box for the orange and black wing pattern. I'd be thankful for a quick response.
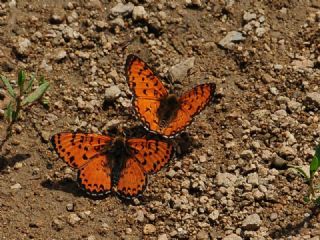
[116,157,147,198]
[51,133,112,196]
[127,138,173,173]
[125,54,167,132]
[162,83,216,137]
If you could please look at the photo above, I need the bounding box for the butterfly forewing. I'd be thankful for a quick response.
[117,157,147,198]
[78,153,112,196]
[128,138,173,173]
[51,133,112,168]
[125,54,168,99]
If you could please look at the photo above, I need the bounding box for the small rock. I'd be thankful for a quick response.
[104,86,121,101]
[270,213,278,221]
[287,100,302,112]
[66,203,74,212]
[186,0,202,8]
[143,224,156,235]
[216,172,237,187]
[243,12,256,22]
[54,49,67,61]
[110,17,125,28]
[50,11,66,24]
[269,86,279,95]
[52,218,64,231]
[125,228,132,234]
[40,130,51,143]
[132,6,148,21]
[291,57,314,69]
[169,57,195,81]
[218,31,245,49]
[240,150,254,160]
[223,234,242,240]
[14,37,31,57]
[10,183,22,189]
[13,162,23,170]
[158,234,168,240]
[247,172,259,186]
[278,145,296,159]
[242,213,262,231]
[305,92,320,109]
[208,210,219,223]
[196,230,208,240]
[110,2,134,17]
[68,213,81,226]
[256,27,266,37]
[199,155,207,163]
[166,169,176,178]
[274,64,283,70]
[136,210,144,222]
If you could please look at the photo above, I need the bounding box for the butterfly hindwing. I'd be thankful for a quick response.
[51,133,111,168]
[78,153,112,196]
[163,83,216,137]
[117,157,147,198]
[127,138,173,173]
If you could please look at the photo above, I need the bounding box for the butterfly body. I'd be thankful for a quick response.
[126,54,216,138]
[157,94,180,127]
[51,133,173,198]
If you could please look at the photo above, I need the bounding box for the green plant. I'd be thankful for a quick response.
[0,70,50,152]
[290,144,320,205]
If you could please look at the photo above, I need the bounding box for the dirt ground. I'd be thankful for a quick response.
[0,0,320,239]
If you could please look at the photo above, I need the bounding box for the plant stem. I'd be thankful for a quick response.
[0,94,22,154]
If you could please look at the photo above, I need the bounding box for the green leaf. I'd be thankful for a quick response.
[21,81,49,106]
[4,102,13,122]
[18,70,26,89]
[310,145,320,176]
[0,75,16,98]
[25,74,35,94]
[315,196,320,206]
[303,195,310,203]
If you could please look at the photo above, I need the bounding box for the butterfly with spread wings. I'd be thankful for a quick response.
[125,54,216,138]
[51,133,173,198]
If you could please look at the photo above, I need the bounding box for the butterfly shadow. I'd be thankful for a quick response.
[41,178,84,197]
[0,153,31,172]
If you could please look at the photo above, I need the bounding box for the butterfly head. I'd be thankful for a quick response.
[157,94,180,127]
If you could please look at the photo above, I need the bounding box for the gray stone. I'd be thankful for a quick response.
[15,37,31,56]
[247,172,259,186]
[110,2,134,17]
[216,172,237,187]
[242,213,262,231]
[104,85,121,101]
[132,6,148,21]
[243,12,257,22]
[169,57,195,81]
[218,31,245,49]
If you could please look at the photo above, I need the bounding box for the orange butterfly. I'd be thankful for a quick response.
[125,54,216,138]
[51,133,173,198]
